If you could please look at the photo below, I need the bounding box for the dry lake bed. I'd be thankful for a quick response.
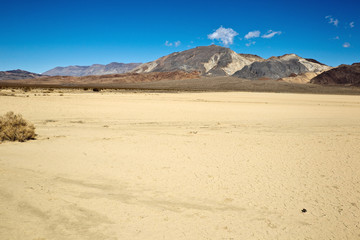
[1,89,360,239]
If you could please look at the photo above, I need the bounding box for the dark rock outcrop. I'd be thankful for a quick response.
[233,54,330,80]
[233,59,307,79]
[311,63,360,86]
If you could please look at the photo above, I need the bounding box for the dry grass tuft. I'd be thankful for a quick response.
[0,112,36,142]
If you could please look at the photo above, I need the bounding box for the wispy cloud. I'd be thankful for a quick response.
[165,40,181,47]
[350,22,355,28]
[165,41,172,47]
[208,26,239,46]
[343,42,350,48]
[325,16,339,27]
[262,30,282,39]
[245,41,256,47]
[244,31,260,39]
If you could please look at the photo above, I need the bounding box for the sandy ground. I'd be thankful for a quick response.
[0,89,360,240]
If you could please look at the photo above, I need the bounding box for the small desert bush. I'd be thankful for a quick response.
[0,112,36,142]
[23,87,31,92]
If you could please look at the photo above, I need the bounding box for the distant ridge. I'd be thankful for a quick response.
[2,46,335,83]
[0,71,201,86]
[0,69,43,80]
[43,62,142,76]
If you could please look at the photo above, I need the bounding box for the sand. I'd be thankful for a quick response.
[0,89,360,239]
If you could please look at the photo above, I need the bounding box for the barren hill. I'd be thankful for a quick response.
[131,45,264,76]
[233,54,330,79]
[311,63,360,86]
[0,70,43,80]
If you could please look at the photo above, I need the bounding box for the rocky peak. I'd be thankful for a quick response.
[131,45,263,76]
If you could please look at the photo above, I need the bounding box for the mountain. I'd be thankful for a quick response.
[0,70,42,80]
[43,62,142,76]
[131,45,264,76]
[233,54,331,80]
[311,63,360,86]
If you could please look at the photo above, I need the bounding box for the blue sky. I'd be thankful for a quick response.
[1,0,359,73]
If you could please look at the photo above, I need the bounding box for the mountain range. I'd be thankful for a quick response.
[1,45,359,87]
[43,62,142,76]
[131,45,331,80]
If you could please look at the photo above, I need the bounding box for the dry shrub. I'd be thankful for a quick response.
[23,87,31,92]
[0,112,36,142]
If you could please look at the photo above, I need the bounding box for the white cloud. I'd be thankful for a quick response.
[165,41,173,47]
[262,30,282,39]
[208,26,239,46]
[165,40,181,47]
[343,42,350,48]
[244,30,260,39]
[350,22,355,28]
[245,41,256,47]
[325,16,339,26]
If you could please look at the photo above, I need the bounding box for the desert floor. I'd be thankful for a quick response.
[0,89,360,240]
